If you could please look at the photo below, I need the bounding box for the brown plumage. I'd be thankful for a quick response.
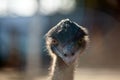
[45,19,89,80]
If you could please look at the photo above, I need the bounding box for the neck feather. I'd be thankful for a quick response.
[51,57,75,80]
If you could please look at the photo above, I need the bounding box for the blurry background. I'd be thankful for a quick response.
[0,0,120,80]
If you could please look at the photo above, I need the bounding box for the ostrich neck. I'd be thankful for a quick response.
[52,57,75,80]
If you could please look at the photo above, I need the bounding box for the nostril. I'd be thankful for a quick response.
[64,54,67,57]
[71,53,75,56]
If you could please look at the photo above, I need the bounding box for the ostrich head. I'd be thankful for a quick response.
[45,19,88,66]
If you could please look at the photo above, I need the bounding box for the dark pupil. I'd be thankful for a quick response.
[52,39,57,44]
[53,40,56,43]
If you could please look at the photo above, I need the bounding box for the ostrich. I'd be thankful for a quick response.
[45,19,88,80]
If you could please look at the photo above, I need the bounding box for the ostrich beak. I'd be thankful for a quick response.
[63,55,77,65]
[53,46,80,65]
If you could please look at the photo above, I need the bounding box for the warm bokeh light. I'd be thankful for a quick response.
[9,0,37,16]
[0,0,37,16]
[39,0,76,15]
[0,0,7,16]
[39,0,61,15]
[0,0,76,16]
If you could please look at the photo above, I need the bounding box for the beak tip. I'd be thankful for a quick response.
[63,58,76,66]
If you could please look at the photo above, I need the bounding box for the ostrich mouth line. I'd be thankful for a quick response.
[52,46,79,65]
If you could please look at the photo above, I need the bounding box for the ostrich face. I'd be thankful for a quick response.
[46,19,88,65]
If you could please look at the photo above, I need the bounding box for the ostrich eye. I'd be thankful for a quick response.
[51,39,58,45]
